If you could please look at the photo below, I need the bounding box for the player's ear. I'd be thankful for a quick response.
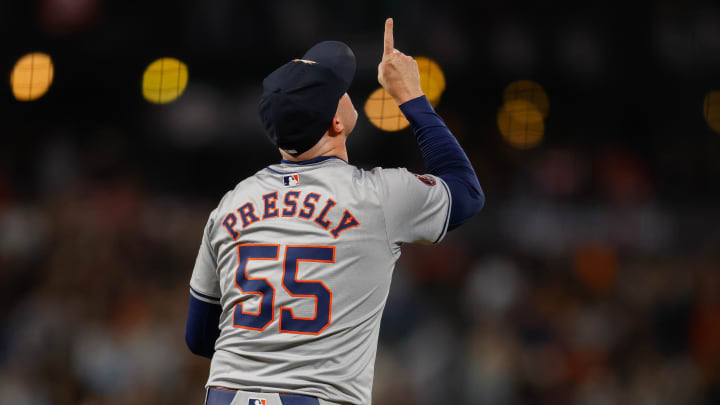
[328,115,345,136]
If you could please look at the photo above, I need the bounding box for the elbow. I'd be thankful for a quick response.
[185,294,221,359]
[447,184,485,231]
[463,182,485,218]
[473,185,485,215]
[440,171,484,218]
[185,331,202,356]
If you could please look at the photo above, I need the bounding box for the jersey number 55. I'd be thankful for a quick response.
[232,244,333,335]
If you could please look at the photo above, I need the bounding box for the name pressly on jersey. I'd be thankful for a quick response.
[221,190,360,239]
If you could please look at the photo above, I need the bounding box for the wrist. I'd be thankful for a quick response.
[392,88,424,106]
[398,94,429,108]
[399,95,440,132]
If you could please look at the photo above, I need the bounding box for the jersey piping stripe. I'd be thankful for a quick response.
[433,178,452,244]
[265,166,294,175]
[190,287,221,303]
[280,156,348,165]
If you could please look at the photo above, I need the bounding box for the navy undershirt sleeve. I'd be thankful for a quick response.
[185,294,222,359]
[399,95,485,230]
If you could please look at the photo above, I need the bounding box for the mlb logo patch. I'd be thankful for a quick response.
[283,174,300,187]
[248,399,266,405]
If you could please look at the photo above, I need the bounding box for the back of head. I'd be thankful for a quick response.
[258,41,356,156]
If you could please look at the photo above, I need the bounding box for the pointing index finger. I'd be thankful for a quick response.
[383,18,394,57]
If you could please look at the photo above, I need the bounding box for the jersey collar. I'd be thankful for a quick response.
[280,156,348,165]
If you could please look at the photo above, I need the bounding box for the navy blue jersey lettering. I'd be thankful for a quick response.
[330,210,360,238]
[282,191,300,217]
[313,198,336,229]
[262,192,280,219]
[223,213,239,240]
[299,193,321,219]
[238,203,260,228]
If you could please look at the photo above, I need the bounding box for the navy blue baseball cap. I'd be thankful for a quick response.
[258,41,356,155]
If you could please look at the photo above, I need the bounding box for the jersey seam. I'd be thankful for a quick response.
[208,217,220,263]
[433,177,452,244]
[265,166,294,175]
[377,169,399,259]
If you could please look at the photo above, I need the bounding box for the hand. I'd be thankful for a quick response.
[377,18,424,105]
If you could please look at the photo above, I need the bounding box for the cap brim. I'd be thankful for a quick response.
[302,41,356,90]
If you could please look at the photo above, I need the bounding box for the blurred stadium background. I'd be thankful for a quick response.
[2,1,720,404]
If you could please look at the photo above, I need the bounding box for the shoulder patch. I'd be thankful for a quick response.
[413,173,436,186]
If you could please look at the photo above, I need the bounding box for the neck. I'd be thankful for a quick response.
[280,134,348,162]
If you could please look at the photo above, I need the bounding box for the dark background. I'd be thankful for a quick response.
[2,1,720,404]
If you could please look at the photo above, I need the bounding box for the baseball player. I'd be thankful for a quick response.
[185,18,484,405]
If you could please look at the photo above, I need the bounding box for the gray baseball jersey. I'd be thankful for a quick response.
[189,156,451,405]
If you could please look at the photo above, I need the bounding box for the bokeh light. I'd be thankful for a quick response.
[10,52,54,101]
[416,56,446,106]
[142,57,189,104]
[497,99,544,149]
[503,79,549,118]
[498,80,549,149]
[704,91,720,135]
[364,87,410,131]
[365,57,446,132]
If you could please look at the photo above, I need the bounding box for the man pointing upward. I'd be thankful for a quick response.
[185,18,484,405]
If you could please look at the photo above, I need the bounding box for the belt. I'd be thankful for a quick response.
[206,387,320,405]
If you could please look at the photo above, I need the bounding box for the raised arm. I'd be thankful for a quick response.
[377,18,484,230]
